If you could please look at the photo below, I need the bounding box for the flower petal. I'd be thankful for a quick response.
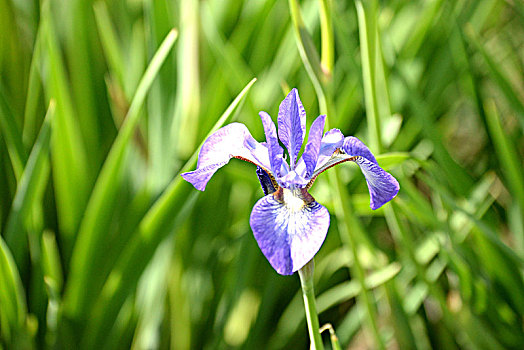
[343,136,377,164]
[343,136,399,209]
[353,156,399,210]
[259,112,284,176]
[256,167,277,195]
[249,192,330,275]
[278,170,309,189]
[307,134,399,209]
[313,128,345,173]
[181,123,270,191]
[277,88,306,167]
[301,115,326,178]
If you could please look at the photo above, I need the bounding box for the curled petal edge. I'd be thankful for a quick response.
[181,123,271,191]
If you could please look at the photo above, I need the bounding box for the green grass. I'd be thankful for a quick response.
[0,0,523,349]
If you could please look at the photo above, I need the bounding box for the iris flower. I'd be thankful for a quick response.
[182,89,399,275]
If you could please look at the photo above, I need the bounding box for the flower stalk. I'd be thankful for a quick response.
[298,260,324,350]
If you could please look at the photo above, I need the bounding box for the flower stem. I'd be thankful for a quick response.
[298,260,324,350]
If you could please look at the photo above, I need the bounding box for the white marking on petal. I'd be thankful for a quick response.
[282,188,305,213]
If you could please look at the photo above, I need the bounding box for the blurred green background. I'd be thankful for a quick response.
[1,0,523,349]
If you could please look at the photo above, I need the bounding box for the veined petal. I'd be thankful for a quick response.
[307,134,399,209]
[343,136,398,209]
[343,136,377,164]
[250,191,330,275]
[277,88,306,167]
[278,169,309,189]
[313,128,344,173]
[301,115,326,178]
[181,162,229,192]
[354,156,399,210]
[259,112,284,176]
[181,123,270,191]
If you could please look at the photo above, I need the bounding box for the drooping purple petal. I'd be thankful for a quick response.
[259,112,284,177]
[181,162,229,192]
[306,134,399,209]
[301,115,326,178]
[342,136,398,208]
[353,156,399,210]
[181,123,271,191]
[343,136,377,164]
[277,89,306,167]
[249,191,330,275]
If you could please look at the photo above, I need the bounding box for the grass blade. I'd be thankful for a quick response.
[4,101,54,267]
[484,99,524,252]
[93,1,126,94]
[0,83,28,180]
[62,29,178,321]
[42,2,90,239]
[82,77,256,349]
[0,236,28,344]
[465,24,524,130]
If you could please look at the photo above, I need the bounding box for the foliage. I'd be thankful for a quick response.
[0,0,523,349]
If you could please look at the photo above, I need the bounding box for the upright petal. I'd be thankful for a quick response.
[278,169,309,189]
[313,128,345,173]
[353,156,399,210]
[301,115,326,178]
[277,89,306,167]
[259,112,284,176]
[181,123,271,191]
[249,191,330,275]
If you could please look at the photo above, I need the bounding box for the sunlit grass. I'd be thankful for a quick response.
[0,0,523,349]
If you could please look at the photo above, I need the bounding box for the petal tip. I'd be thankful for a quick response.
[180,172,207,191]
[370,177,400,210]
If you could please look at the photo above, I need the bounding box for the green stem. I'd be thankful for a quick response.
[298,260,324,350]
[319,0,334,79]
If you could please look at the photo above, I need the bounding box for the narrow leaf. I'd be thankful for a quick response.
[82,78,257,349]
[63,29,178,320]
[5,101,54,266]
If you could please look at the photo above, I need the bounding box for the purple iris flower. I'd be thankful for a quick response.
[182,89,399,275]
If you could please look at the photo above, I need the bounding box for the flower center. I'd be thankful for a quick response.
[282,188,305,213]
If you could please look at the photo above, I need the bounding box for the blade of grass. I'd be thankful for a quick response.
[4,101,54,267]
[319,0,334,76]
[465,24,524,130]
[484,99,524,251]
[145,0,177,191]
[82,77,256,350]
[401,0,445,58]
[356,0,382,153]
[0,83,28,180]
[62,29,178,321]
[65,0,100,167]
[42,1,90,240]
[41,230,64,294]
[22,28,44,148]
[0,236,28,344]
[172,0,200,158]
[93,1,126,95]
